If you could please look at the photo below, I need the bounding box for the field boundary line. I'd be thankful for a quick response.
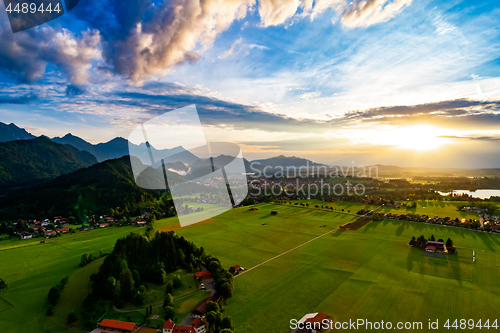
[0,296,14,313]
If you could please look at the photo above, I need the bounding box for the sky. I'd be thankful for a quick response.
[0,0,500,168]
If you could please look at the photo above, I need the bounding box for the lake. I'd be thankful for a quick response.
[438,189,500,199]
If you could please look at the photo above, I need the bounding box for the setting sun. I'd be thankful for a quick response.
[376,125,451,151]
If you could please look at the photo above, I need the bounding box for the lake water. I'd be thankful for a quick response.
[438,189,500,199]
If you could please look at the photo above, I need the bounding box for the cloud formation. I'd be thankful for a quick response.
[341,0,412,28]
[0,0,411,83]
[0,17,100,83]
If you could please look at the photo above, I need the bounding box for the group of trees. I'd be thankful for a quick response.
[204,300,234,333]
[46,276,69,316]
[80,250,106,267]
[80,231,221,329]
[203,256,234,300]
[88,231,203,306]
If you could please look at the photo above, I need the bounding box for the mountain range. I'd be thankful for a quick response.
[0,122,36,142]
[0,156,179,219]
[0,137,97,194]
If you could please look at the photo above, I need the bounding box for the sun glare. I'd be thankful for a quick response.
[377,125,450,151]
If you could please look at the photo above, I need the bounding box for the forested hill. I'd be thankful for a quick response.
[0,155,183,220]
[0,137,97,193]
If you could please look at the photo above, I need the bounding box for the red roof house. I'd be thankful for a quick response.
[195,271,213,279]
[99,319,138,332]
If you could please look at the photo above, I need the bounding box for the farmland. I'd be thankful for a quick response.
[380,201,481,220]
[1,201,500,333]
[170,204,500,333]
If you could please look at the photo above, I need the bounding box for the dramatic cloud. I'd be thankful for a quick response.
[343,99,500,120]
[341,0,412,28]
[0,0,411,83]
[0,18,100,83]
[258,0,301,27]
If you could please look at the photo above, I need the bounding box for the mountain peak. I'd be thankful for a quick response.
[0,121,36,142]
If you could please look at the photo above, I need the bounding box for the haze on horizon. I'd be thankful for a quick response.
[0,0,499,168]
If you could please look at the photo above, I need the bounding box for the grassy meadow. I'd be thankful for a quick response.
[1,200,500,333]
[380,201,481,220]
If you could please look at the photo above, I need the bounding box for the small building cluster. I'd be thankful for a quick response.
[163,317,206,333]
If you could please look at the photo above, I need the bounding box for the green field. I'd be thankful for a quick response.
[168,204,500,333]
[0,225,151,333]
[284,199,379,214]
[380,201,480,220]
[2,201,500,333]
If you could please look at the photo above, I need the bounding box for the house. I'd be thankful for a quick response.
[53,216,62,222]
[195,271,213,280]
[447,246,457,254]
[100,223,109,228]
[229,265,242,275]
[57,227,70,233]
[98,319,138,332]
[191,295,220,318]
[45,230,56,237]
[136,221,147,227]
[425,241,447,253]
[296,312,329,333]
[249,207,258,211]
[425,245,437,252]
[105,217,114,222]
[270,211,279,215]
[19,231,32,239]
[163,317,206,333]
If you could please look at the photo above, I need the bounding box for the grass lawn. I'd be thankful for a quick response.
[120,269,200,310]
[217,218,500,333]
[3,200,499,333]
[285,199,379,214]
[172,290,211,324]
[174,203,355,268]
[381,201,480,220]
[0,224,151,333]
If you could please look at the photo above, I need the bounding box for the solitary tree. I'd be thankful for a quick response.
[164,306,175,320]
[0,278,7,295]
[446,238,453,247]
[163,294,174,308]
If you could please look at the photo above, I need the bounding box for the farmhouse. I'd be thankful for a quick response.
[425,241,447,253]
[163,317,206,333]
[57,227,70,233]
[191,295,220,318]
[249,207,258,211]
[194,271,213,279]
[105,217,114,222]
[270,211,279,215]
[44,230,56,237]
[229,265,243,275]
[296,312,329,333]
[97,319,138,332]
[19,231,32,239]
[100,223,109,228]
